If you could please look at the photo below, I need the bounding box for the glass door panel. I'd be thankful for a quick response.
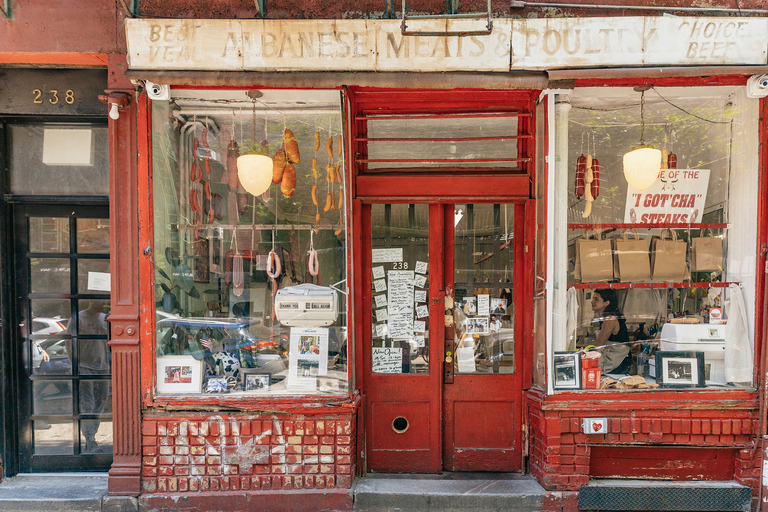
[16,206,112,471]
[370,204,430,375]
[452,204,515,374]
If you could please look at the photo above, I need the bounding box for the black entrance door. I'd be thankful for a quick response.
[14,204,112,471]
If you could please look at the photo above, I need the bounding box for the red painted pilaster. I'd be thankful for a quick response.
[106,54,142,496]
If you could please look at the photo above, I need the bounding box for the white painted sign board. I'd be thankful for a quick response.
[511,17,768,69]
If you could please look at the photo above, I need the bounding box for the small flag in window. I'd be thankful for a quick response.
[200,334,213,351]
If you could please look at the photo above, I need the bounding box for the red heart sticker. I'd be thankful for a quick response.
[592,422,601,432]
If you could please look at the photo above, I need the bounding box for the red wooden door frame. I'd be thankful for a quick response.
[358,181,531,473]
[360,201,444,473]
[441,201,527,472]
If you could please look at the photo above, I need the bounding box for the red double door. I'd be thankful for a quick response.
[359,198,530,473]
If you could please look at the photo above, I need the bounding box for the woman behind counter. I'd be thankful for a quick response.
[591,288,632,374]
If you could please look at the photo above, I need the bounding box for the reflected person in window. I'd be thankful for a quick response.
[591,289,631,374]
[66,299,110,453]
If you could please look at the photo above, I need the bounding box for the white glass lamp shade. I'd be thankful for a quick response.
[237,154,273,196]
[623,147,662,191]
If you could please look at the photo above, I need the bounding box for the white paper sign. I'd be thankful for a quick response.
[624,169,710,224]
[372,347,402,373]
[374,294,388,308]
[87,271,111,292]
[374,279,387,292]
[414,290,427,303]
[414,274,427,289]
[287,327,329,387]
[372,266,385,280]
[372,248,403,263]
[416,304,429,318]
[477,294,490,316]
[387,270,415,338]
[415,261,428,274]
[414,335,425,348]
[413,320,426,333]
[456,346,476,373]
[376,308,389,322]
[477,294,491,316]
[375,323,388,337]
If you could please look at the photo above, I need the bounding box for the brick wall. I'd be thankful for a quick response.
[141,413,356,494]
[527,392,760,495]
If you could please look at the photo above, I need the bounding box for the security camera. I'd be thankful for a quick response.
[746,74,768,98]
[146,81,170,101]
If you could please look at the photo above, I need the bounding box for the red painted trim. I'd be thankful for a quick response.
[523,199,536,390]
[590,446,736,481]
[138,92,156,408]
[573,75,750,88]
[538,388,759,411]
[0,52,108,66]
[140,489,354,512]
[148,396,360,415]
[355,175,531,200]
[756,95,768,440]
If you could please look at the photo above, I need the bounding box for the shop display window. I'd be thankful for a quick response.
[550,86,758,392]
[151,89,348,396]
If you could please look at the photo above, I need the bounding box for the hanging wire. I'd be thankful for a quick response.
[651,86,732,125]
[639,90,646,145]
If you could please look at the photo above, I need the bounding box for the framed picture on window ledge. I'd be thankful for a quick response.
[553,351,581,390]
[655,351,706,388]
[157,355,204,394]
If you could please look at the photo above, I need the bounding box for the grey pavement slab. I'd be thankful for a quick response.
[0,473,107,511]
[353,473,547,512]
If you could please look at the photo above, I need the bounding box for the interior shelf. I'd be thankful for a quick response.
[567,223,727,230]
[568,222,728,229]
[569,281,736,290]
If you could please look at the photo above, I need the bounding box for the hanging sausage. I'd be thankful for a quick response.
[574,154,586,199]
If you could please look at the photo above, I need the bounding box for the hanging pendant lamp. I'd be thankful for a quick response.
[623,87,662,192]
[237,91,273,197]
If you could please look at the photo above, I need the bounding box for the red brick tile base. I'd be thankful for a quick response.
[527,390,760,497]
[141,413,356,495]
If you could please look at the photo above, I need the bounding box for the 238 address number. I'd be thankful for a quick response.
[32,89,75,105]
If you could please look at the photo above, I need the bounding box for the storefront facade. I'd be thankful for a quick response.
[3,2,768,511]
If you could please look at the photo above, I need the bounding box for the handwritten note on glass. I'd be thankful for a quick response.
[372,347,402,373]
[372,248,403,263]
[388,270,415,338]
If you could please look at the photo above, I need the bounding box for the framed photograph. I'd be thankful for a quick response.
[554,351,581,390]
[209,227,224,274]
[655,351,706,388]
[241,369,272,391]
[490,298,508,315]
[205,376,229,393]
[192,232,210,283]
[465,316,489,335]
[156,355,204,394]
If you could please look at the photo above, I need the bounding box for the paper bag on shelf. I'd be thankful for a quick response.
[691,228,723,272]
[574,229,613,283]
[651,229,687,282]
[612,229,651,283]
